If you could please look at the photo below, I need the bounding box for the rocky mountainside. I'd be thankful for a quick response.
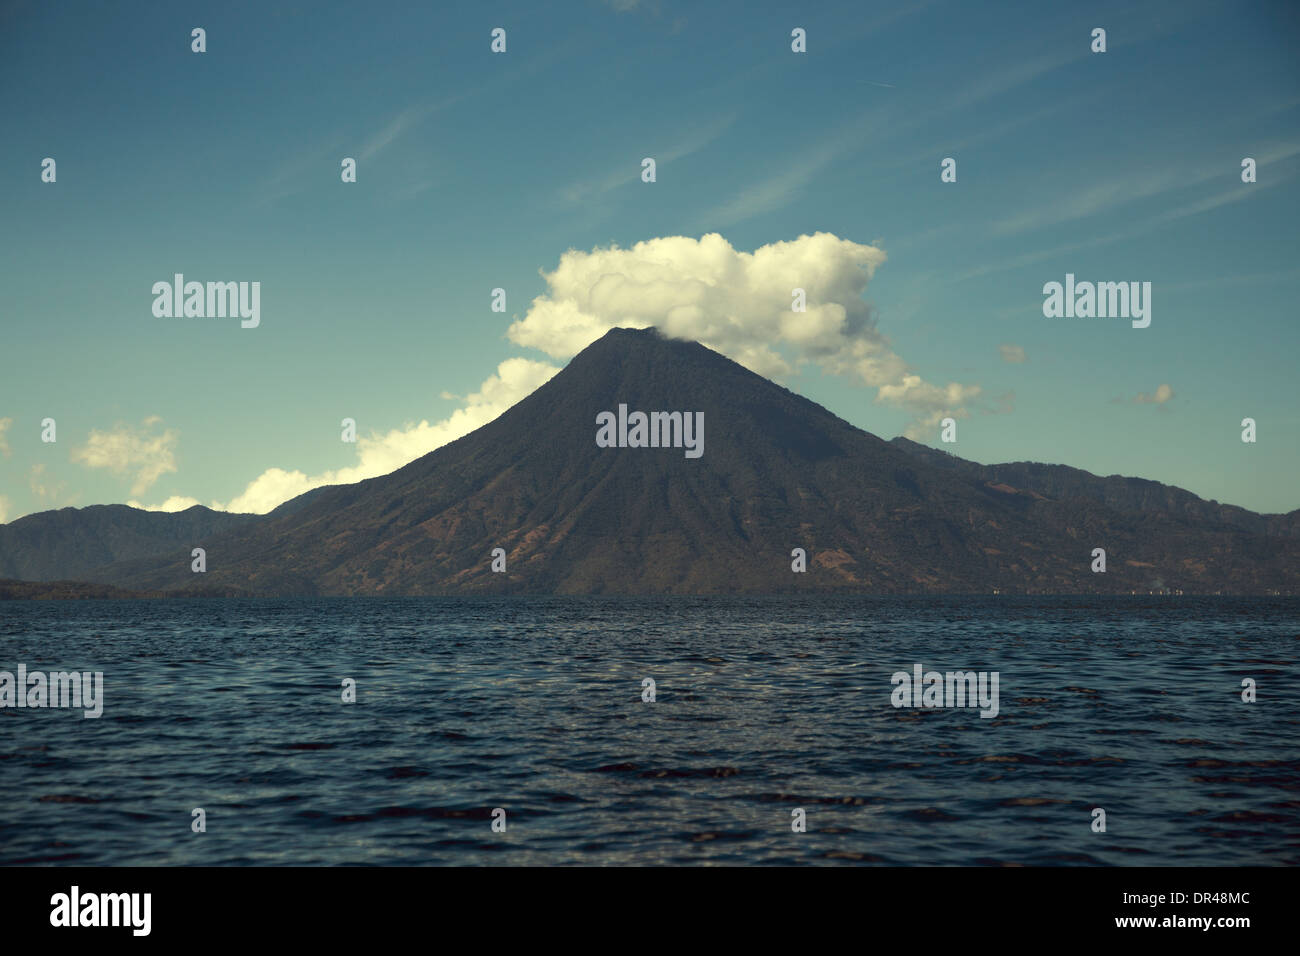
[51,327,1296,595]
[0,504,260,582]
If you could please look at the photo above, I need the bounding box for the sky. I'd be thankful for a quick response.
[1,0,1298,523]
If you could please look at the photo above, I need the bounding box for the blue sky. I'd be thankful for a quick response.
[2,0,1297,522]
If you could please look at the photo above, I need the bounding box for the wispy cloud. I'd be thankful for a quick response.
[699,110,877,228]
[70,417,179,497]
[252,133,344,207]
[990,165,1219,238]
[955,168,1294,282]
[360,104,440,162]
[1112,384,1176,406]
[257,40,582,205]
[559,113,737,205]
[991,143,1300,238]
[809,0,940,59]
[29,463,67,504]
[1135,384,1175,405]
[944,46,1086,115]
[698,37,1108,233]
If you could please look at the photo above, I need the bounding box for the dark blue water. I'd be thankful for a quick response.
[1,596,1296,865]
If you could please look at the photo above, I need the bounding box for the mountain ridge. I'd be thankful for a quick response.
[4,328,1295,594]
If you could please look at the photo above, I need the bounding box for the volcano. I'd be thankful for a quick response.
[9,327,1298,595]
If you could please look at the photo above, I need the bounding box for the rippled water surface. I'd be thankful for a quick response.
[1,596,1296,865]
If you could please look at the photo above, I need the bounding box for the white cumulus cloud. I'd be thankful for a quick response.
[71,418,179,496]
[507,231,981,435]
[126,496,202,513]
[214,357,560,514]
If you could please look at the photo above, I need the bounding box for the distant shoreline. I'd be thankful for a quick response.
[0,580,172,600]
[2,580,1295,600]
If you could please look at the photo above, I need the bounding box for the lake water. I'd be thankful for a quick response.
[1,596,1296,865]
